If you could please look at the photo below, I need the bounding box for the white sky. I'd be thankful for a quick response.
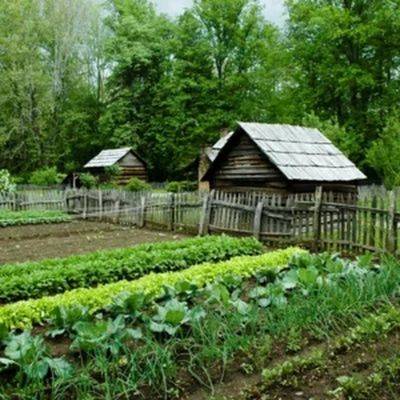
[153,0,287,26]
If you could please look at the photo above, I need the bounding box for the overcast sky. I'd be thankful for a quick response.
[154,0,287,26]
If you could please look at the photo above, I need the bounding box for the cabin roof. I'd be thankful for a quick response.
[204,122,367,182]
[84,147,146,169]
[206,132,234,162]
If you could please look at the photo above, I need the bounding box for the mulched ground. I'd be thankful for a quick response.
[0,220,189,264]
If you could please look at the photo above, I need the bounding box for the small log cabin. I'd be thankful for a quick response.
[84,147,147,185]
[201,123,366,194]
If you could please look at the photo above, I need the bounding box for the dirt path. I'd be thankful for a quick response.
[0,221,189,264]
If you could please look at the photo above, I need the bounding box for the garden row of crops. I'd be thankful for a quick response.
[0,235,262,302]
[0,210,71,227]
[1,235,400,399]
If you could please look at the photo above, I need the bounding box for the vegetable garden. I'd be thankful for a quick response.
[0,227,400,399]
[1,188,400,399]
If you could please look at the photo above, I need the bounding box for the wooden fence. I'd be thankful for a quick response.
[1,186,399,255]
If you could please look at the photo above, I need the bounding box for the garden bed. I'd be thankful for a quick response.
[0,209,71,227]
[0,220,190,264]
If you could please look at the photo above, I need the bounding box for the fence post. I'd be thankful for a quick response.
[388,190,397,254]
[83,190,88,219]
[139,195,146,228]
[114,198,120,223]
[313,186,323,251]
[98,190,103,220]
[199,190,214,236]
[168,193,175,231]
[253,201,264,240]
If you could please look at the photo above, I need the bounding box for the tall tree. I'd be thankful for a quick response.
[287,0,400,172]
[0,0,107,174]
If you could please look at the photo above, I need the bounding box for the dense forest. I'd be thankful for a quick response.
[0,0,399,186]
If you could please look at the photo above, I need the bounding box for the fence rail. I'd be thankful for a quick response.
[1,187,399,255]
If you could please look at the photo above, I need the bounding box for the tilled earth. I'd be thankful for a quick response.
[0,220,189,264]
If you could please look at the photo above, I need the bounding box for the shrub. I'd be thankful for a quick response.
[0,247,303,329]
[0,236,262,302]
[104,165,121,180]
[0,170,16,194]
[29,167,62,186]
[165,181,197,193]
[125,177,151,192]
[79,173,97,189]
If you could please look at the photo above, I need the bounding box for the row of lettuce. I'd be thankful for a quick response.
[0,235,262,302]
[0,245,299,329]
[0,210,71,227]
[1,247,399,399]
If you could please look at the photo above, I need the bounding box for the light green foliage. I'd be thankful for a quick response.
[0,235,262,302]
[262,348,324,385]
[125,177,151,192]
[165,181,197,193]
[0,170,15,194]
[79,173,98,189]
[29,167,63,185]
[0,210,71,227]
[104,165,121,180]
[0,331,72,382]
[0,0,107,174]
[367,112,400,188]
[0,247,302,329]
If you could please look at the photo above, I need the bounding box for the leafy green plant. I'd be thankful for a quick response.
[104,165,121,180]
[149,299,205,336]
[29,167,63,185]
[0,332,72,382]
[165,181,197,193]
[125,177,151,192]
[0,210,71,227]
[47,305,90,338]
[71,316,142,355]
[0,235,262,302]
[0,247,302,329]
[0,169,15,194]
[79,173,98,189]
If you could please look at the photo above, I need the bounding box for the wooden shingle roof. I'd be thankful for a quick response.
[204,122,367,182]
[84,147,147,169]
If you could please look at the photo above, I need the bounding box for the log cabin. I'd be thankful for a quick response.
[201,122,366,194]
[84,147,147,185]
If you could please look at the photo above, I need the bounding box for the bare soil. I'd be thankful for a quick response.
[0,220,189,264]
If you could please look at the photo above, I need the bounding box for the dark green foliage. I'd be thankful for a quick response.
[1,0,399,184]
